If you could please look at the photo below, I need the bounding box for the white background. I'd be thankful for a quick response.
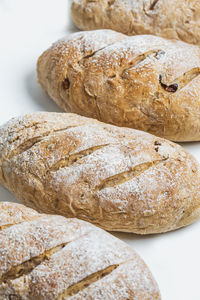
[0,1,200,299]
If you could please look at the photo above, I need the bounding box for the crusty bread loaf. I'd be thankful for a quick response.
[37,30,200,142]
[0,202,161,299]
[0,112,200,235]
[71,0,200,45]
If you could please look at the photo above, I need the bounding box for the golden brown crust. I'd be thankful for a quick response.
[37,30,200,141]
[0,202,161,299]
[71,0,200,45]
[0,112,200,234]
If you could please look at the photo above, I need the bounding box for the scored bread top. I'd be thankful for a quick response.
[0,112,200,235]
[37,30,200,141]
[0,202,161,299]
[71,0,200,45]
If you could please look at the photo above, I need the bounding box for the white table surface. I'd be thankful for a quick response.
[0,1,200,299]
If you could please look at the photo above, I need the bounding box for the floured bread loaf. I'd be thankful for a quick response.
[0,112,200,234]
[37,30,200,141]
[71,0,200,45]
[0,202,161,299]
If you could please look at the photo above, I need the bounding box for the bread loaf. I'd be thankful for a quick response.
[0,112,200,234]
[0,202,161,299]
[37,30,200,141]
[71,0,200,45]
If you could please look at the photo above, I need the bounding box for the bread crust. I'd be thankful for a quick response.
[0,202,161,299]
[0,112,200,234]
[37,30,200,141]
[71,0,200,45]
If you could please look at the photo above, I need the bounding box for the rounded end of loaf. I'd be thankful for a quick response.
[37,48,66,111]
[71,0,102,32]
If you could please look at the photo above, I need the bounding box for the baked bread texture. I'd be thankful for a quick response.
[0,202,161,299]
[0,112,200,234]
[37,30,200,142]
[71,0,200,45]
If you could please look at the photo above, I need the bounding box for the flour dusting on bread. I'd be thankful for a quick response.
[0,202,161,299]
[37,30,200,141]
[1,112,200,234]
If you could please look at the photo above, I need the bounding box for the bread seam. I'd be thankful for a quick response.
[57,264,119,299]
[120,49,164,77]
[96,159,167,190]
[49,144,109,172]
[6,121,47,144]
[7,125,80,160]
[0,243,66,284]
[1,230,94,284]
[160,67,200,92]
